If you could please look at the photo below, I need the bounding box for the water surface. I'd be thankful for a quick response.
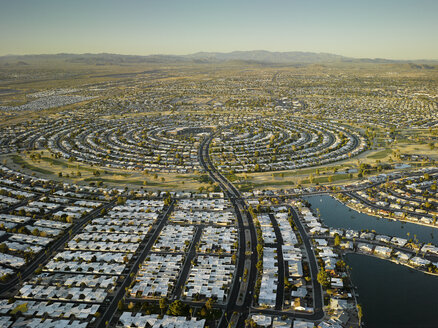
[304,195,437,244]
[346,253,438,328]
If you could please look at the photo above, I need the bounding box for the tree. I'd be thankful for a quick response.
[317,269,330,289]
[0,243,9,253]
[245,318,257,327]
[335,260,346,271]
[11,303,28,315]
[205,298,214,311]
[334,234,341,247]
[357,304,363,326]
[167,300,188,316]
[164,195,172,206]
[284,277,292,290]
[200,307,208,317]
[159,297,168,315]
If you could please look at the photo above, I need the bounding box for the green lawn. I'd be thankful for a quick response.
[41,156,131,176]
[83,177,176,187]
[367,148,392,159]
[11,155,54,175]
[301,173,351,184]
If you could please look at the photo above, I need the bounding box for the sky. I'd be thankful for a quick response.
[0,0,437,59]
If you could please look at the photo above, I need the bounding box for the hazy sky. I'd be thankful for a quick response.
[1,0,437,59]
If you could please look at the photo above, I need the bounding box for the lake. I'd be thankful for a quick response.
[304,195,438,327]
[346,253,438,328]
[304,194,437,244]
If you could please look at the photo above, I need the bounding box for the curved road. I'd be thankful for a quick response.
[199,128,258,327]
[199,127,325,326]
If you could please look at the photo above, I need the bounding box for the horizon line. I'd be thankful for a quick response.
[0,50,438,62]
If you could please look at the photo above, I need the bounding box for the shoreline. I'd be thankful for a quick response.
[331,194,438,230]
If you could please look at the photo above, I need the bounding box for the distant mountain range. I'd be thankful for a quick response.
[1,51,437,66]
[184,50,347,63]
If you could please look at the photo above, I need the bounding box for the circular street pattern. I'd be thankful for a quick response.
[1,114,367,174]
[210,118,368,173]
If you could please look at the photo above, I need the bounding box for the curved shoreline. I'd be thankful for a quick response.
[332,193,438,230]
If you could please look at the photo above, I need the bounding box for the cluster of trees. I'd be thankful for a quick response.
[114,296,218,320]
[317,269,330,289]
[253,213,264,302]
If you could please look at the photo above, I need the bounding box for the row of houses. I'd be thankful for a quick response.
[0,197,165,327]
[183,255,234,302]
[11,115,211,173]
[211,118,367,173]
[0,165,111,282]
[256,210,307,310]
[294,203,357,326]
[117,313,205,328]
[344,168,438,227]
[130,253,184,298]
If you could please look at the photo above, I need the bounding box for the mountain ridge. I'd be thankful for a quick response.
[1,51,437,65]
